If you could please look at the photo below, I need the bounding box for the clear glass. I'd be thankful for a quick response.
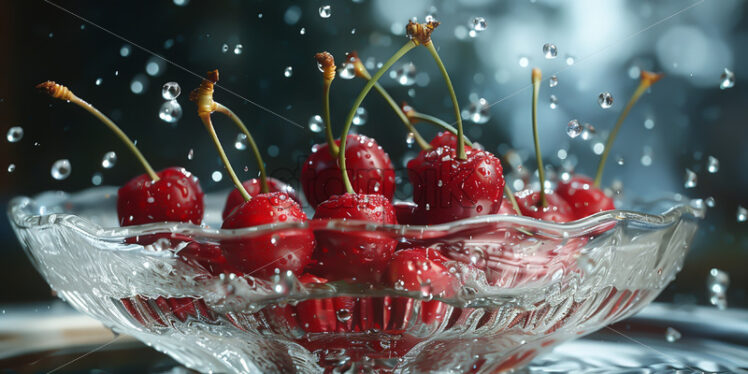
[7,187,704,373]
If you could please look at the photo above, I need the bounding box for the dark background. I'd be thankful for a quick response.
[1,0,746,308]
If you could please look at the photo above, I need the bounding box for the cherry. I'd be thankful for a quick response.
[556,175,615,220]
[393,201,421,225]
[313,193,397,283]
[223,177,299,220]
[427,131,473,150]
[407,146,505,224]
[514,189,574,222]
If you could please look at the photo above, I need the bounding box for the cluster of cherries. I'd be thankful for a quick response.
[38,20,663,330]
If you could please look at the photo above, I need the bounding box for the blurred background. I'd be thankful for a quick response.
[1,0,745,313]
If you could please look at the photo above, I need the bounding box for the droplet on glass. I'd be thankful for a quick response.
[308,115,324,133]
[470,17,487,33]
[283,66,293,78]
[6,126,23,143]
[549,94,558,109]
[235,133,248,150]
[101,151,117,169]
[352,107,368,126]
[463,98,490,124]
[719,68,735,90]
[684,169,697,189]
[336,308,352,322]
[158,100,182,123]
[51,159,71,180]
[566,119,582,138]
[665,327,682,343]
[707,156,719,173]
[233,44,243,55]
[211,170,223,182]
[390,63,416,86]
[161,82,181,100]
[542,43,558,59]
[598,92,613,109]
[737,205,747,222]
[318,5,331,18]
[549,75,558,87]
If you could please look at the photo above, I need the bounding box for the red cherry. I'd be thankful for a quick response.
[498,198,517,215]
[117,167,204,226]
[393,201,423,225]
[515,189,574,222]
[221,192,314,278]
[312,193,397,283]
[222,177,300,220]
[556,175,615,219]
[407,146,505,224]
[301,134,395,208]
[427,131,475,151]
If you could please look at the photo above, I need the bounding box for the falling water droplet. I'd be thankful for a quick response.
[406,132,415,148]
[665,327,682,343]
[336,308,352,322]
[565,55,576,65]
[470,17,487,34]
[581,123,596,141]
[101,151,117,169]
[6,126,23,143]
[173,0,189,6]
[211,171,223,182]
[120,44,131,57]
[91,172,103,186]
[158,100,182,123]
[644,118,655,130]
[707,156,719,173]
[221,43,229,53]
[549,95,558,109]
[549,75,558,87]
[566,120,582,138]
[233,44,243,55]
[272,270,295,295]
[283,66,293,78]
[318,5,332,18]
[737,205,747,222]
[464,98,490,124]
[161,82,181,100]
[187,149,194,160]
[705,196,715,208]
[51,159,71,180]
[616,156,625,165]
[352,107,368,126]
[7,164,15,173]
[684,169,697,189]
[598,92,613,109]
[390,63,416,86]
[518,56,529,67]
[339,62,356,80]
[95,78,103,86]
[542,43,558,59]
[299,27,306,35]
[707,268,729,310]
[234,134,248,150]
[719,68,734,90]
[130,75,148,95]
[308,115,324,133]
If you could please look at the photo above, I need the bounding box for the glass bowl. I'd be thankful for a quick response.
[7,187,704,373]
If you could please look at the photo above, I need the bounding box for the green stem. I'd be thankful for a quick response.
[504,184,522,216]
[199,114,251,201]
[339,41,417,194]
[371,82,430,150]
[531,70,546,207]
[71,95,159,181]
[409,112,473,147]
[593,82,650,188]
[425,42,464,160]
[214,103,268,193]
[321,79,339,157]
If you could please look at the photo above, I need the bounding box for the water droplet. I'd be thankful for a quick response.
[91,172,103,185]
[145,57,164,77]
[644,118,655,130]
[470,17,487,34]
[299,27,306,35]
[581,123,596,140]
[665,327,682,343]
[565,55,576,65]
[542,43,558,59]
[549,75,558,87]
[283,66,293,78]
[393,279,405,291]
[592,142,605,155]
[598,92,613,109]
[406,132,415,147]
[158,100,182,123]
[173,0,189,6]
[272,270,295,295]
[7,163,15,173]
[566,119,582,138]
[549,94,558,109]
[705,196,715,207]
[6,126,23,143]
[120,44,131,57]
[336,308,352,322]
[235,133,248,150]
[187,149,194,160]
[719,68,734,90]
[390,63,416,86]
[101,151,117,169]
[318,5,331,18]
[616,156,625,165]
[233,44,243,55]
[464,98,490,124]
[684,169,697,189]
[339,62,356,80]
[351,107,368,126]
[707,268,729,310]
[221,43,229,53]
[95,78,103,86]
[707,156,719,173]
[130,75,148,95]
[211,170,223,182]
[308,115,324,133]
[51,159,71,180]
[737,205,747,222]
[518,56,529,68]
[420,282,433,301]
[161,82,181,100]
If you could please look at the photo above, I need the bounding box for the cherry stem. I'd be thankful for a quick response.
[36,81,159,181]
[339,41,417,194]
[371,83,431,150]
[504,185,523,216]
[407,111,473,147]
[214,103,269,193]
[424,42,465,160]
[531,68,546,208]
[594,71,663,188]
[322,79,339,157]
[201,115,251,201]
